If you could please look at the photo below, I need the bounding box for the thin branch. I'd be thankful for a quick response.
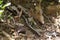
[17,5,29,14]
[2,31,15,40]
[22,15,41,37]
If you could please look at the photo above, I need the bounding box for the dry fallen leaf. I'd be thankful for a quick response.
[46,5,59,17]
[29,8,44,24]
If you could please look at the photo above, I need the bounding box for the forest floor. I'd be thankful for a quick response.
[0,2,60,40]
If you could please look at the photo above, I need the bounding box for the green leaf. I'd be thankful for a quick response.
[0,1,3,4]
[0,10,4,18]
[0,4,2,8]
[0,10,4,14]
[2,2,11,9]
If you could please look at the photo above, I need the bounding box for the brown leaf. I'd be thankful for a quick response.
[46,5,59,17]
[29,8,44,24]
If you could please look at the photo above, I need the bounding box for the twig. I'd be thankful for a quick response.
[11,6,23,18]
[43,13,52,23]
[22,15,41,37]
[7,23,14,28]
[2,31,15,40]
[19,9,23,18]
[17,5,29,14]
